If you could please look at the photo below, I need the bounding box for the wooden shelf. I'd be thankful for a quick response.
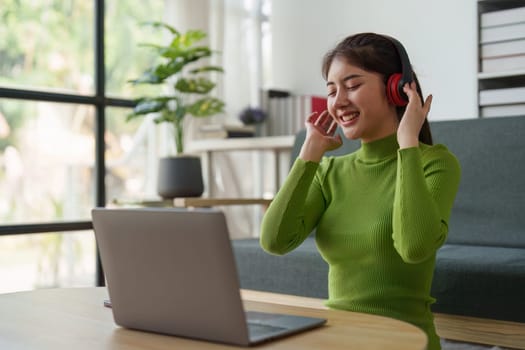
[477,1,525,116]
[187,135,295,153]
[478,69,525,80]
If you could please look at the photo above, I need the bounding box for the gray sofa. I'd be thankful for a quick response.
[231,116,525,326]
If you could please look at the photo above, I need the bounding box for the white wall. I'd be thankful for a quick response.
[270,0,478,120]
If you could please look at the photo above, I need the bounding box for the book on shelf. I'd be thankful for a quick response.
[289,95,327,136]
[198,123,255,139]
[480,6,525,28]
[261,89,327,136]
[481,104,525,118]
[480,22,525,44]
[263,89,290,136]
[479,86,525,106]
[267,89,291,98]
[311,96,327,114]
[481,39,525,59]
[481,54,525,72]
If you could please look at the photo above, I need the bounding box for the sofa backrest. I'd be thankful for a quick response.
[290,116,525,248]
[431,116,525,248]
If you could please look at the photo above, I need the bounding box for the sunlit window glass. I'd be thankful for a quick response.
[0,1,94,94]
[0,100,95,224]
[105,1,164,98]
[0,231,95,294]
[106,107,158,201]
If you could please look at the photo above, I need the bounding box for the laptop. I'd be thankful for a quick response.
[91,207,326,346]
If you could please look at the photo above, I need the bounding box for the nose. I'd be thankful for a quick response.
[333,89,349,108]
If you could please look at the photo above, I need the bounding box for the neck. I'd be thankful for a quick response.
[361,111,399,144]
[358,133,399,163]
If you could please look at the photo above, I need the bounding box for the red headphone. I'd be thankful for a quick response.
[383,36,413,107]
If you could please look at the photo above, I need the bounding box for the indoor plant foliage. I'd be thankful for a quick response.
[128,21,225,154]
[128,22,225,198]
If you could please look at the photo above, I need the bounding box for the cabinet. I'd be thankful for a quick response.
[477,0,525,117]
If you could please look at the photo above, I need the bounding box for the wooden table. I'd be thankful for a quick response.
[0,287,427,350]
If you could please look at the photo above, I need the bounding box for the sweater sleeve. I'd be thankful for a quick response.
[392,146,461,264]
[260,158,327,255]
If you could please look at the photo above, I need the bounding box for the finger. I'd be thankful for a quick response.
[422,94,433,117]
[318,110,333,130]
[326,119,338,136]
[317,110,330,125]
[403,82,417,102]
[306,111,319,125]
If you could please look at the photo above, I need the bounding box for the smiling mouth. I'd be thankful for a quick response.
[340,112,359,123]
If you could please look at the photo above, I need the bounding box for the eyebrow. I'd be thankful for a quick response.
[326,74,363,86]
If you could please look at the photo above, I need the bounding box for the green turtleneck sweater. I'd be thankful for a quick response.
[260,133,461,350]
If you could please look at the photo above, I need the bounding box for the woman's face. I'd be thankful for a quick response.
[326,56,398,143]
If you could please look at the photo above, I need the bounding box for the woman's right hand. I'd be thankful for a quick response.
[299,111,342,162]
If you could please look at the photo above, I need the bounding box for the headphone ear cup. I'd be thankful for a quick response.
[386,73,408,107]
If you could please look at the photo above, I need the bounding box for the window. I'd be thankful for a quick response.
[0,0,271,292]
[0,0,164,293]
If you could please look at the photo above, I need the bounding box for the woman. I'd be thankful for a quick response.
[260,33,461,350]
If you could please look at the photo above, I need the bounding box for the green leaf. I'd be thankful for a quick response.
[128,69,163,85]
[128,99,166,117]
[140,21,180,36]
[182,46,211,63]
[189,66,224,74]
[175,77,215,94]
[154,110,176,123]
[187,97,225,117]
[156,46,185,59]
[170,30,206,50]
[127,96,178,119]
[136,43,186,61]
[129,59,187,85]
[154,61,185,80]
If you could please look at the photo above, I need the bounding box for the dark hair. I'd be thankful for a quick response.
[322,33,433,145]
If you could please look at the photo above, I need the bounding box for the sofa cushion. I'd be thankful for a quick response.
[231,237,328,298]
[432,244,525,322]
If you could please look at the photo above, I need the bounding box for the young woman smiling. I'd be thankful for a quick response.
[260,33,461,350]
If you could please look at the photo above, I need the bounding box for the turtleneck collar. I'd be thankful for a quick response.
[357,133,399,163]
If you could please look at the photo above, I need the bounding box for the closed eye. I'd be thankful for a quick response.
[346,84,361,91]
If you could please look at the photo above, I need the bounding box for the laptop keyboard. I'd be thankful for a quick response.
[246,311,287,338]
[247,323,287,337]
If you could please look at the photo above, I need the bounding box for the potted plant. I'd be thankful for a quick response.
[128,22,225,199]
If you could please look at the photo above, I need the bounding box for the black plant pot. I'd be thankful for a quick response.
[157,156,204,199]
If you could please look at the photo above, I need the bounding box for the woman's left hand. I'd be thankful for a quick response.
[397,81,432,149]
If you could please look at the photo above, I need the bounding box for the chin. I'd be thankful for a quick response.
[342,128,361,141]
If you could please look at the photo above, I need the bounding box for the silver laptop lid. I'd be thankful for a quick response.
[92,208,251,345]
